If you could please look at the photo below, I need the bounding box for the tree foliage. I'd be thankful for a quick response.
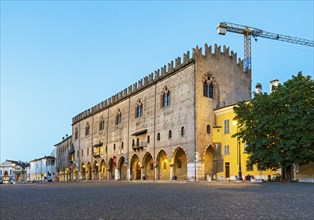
[233,72,314,179]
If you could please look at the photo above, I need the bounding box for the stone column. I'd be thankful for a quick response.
[115,168,120,180]
[154,162,158,181]
[127,167,131,181]
[170,163,174,181]
[141,167,144,180]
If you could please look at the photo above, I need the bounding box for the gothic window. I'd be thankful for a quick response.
[136,100,143,118]
[203,74,214,98]
[85,123,90,136]
[99,117,104,131]
[161,86,171,108]
[116,109,122,125]
[75,128,79,140]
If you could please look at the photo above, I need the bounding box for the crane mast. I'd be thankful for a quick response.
[217,21,314,71]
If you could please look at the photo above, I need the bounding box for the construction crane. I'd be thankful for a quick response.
[217,21,314,71]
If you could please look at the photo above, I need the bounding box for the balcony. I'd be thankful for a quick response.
[132,142,147,151]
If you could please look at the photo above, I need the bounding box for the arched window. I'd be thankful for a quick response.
[207,124,211,134]
[203,74,214,98]
[113,144,116,150]
[168,130,172,139]
[116,109,122,125]
[99,117,104,131]
[136,100,143,118]
[157,132,161,141]
[132,139,135,147]
[136,138,139,146]
[181,126,184,137]
[85,123,90,136]
[75,128,79,140]
[121,142,124,149]
[162,86,171,107]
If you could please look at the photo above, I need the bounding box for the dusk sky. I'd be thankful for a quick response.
[1,1,313,162]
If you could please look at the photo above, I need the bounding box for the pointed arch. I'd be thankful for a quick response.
[130,154,141,180]
[135,99,143,118]
[100,159,106,180]
[86,162,92,180]
[81,162,86,181]
[142,152,154,180]
[203,145,216,181]
[161,85,171,108]
[85,123,90,136]
[117,156,127,180]
[203,73,219,101]
[93,160,99,180]
[108,158,115,180]
[172,147,187,180]
[156,150,170,180]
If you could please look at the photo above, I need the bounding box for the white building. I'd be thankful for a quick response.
[29,156,56,181]
[0,160,29,182]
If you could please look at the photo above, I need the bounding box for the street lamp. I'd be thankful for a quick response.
[233,120,242,181]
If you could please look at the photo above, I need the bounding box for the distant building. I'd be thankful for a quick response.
[29,156,56,181]
[54,135,75,182]
[293,162,314,183]
[0,160,29,182]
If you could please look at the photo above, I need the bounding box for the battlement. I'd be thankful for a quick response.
[72,43,246,125]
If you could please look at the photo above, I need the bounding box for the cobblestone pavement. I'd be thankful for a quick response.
[1,181,313,220]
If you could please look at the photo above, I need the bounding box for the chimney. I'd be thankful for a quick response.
[270,79,279,93]
[255,83,262,94]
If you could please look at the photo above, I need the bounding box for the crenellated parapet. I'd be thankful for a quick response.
[72,43,247,125]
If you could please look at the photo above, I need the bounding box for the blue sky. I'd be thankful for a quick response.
[1,1,313,162]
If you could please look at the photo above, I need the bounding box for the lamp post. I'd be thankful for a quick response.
[233,121,242,181]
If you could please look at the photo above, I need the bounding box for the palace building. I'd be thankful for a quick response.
[57,43,258,181]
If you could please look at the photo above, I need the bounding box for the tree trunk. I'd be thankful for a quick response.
[282,164,292,183]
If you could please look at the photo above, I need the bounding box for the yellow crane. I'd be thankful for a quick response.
[217,21,314,71]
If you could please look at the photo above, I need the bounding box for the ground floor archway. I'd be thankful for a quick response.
[130,154,141,180]
[100,159,106,180]
[143,152,154,180]
[173,147,187,180]
[87,162,92,180]
[118,157,127,180]
[156,150,170,180]
[93,160,99,180]
[81,163,86,180]
[204,145,215,180]
[108,158,115,180]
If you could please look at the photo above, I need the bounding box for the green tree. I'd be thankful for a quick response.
[233,72,314,182]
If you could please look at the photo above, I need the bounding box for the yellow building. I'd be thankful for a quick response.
[213,104,277,181]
